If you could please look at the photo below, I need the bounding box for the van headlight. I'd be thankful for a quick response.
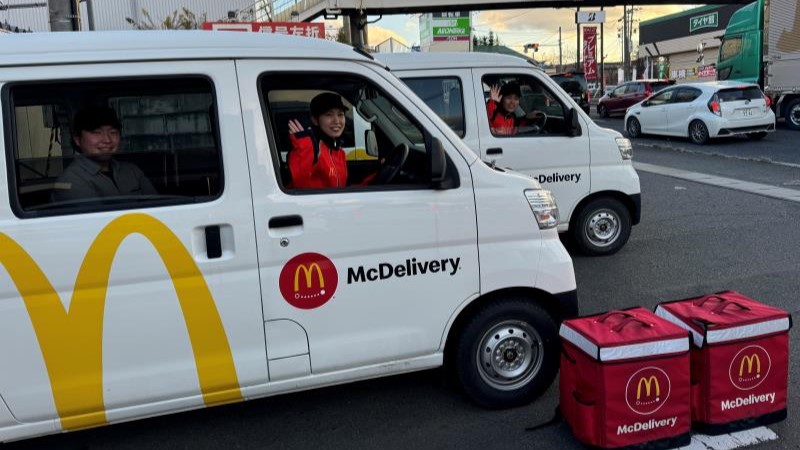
[524,189,559,229]
[616,137,633,160]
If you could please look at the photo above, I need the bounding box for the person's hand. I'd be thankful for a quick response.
[490,84,502,103]
[525,110,544,120]
[288,119,305,135]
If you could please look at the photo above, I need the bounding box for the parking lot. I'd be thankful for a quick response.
[7,115,798,450]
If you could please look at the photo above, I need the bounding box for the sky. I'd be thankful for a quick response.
[334,5,702,63]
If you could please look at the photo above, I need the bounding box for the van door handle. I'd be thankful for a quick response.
[486,148,503,156]
[269,215,303,228]
[205,225,222,259]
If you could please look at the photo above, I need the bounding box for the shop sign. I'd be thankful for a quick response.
[690,12,719,32]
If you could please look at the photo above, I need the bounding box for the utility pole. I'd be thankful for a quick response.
[576,7,581,72]
[600,6,605,93]
[48,0,81,31]
[559,26,562,72]
[622,4,628,81]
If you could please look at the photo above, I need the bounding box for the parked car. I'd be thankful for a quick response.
[597,79,675,117]
[550,72,591,114]
[624,81,776,144]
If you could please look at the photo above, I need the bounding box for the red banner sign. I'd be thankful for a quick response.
[201,22,325,39]
[698,65,717,78]
[582,26,598,81]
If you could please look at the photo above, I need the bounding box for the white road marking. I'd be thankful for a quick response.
[635,162,800,203]
[673,427,779,450]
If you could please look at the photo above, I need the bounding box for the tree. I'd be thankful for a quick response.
[126,8,209,30]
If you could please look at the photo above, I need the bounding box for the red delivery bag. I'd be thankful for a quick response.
[559,308,691,449]
[655,291,792,434]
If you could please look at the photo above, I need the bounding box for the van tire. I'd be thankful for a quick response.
[626,117,641,138]
[689,120,709,145]
[572,197,632,256]
[454,298,558,409]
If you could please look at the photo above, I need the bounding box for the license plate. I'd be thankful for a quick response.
[740,108,756,117]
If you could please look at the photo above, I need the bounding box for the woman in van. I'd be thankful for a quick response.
[286,93,350,189]
[486,82,544,136]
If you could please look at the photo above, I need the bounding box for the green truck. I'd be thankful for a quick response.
[716,0,800,130]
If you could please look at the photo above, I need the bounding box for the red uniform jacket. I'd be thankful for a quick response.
[486,100,526,136]
[288,132,347,188]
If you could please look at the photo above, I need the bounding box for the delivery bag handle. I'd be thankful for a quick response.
[612,317,653,333]
[693,295,750,314]
[596,311,635,323]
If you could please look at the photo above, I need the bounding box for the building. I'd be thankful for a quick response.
[0,0,256,32]
[638,4,743,83]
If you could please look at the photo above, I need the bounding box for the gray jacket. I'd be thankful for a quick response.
[51,153,157,202]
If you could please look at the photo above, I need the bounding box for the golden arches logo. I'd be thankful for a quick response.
[739,354,761,377]
[0,213,241,430]
[294,263,325,292]
[636,376,660,400]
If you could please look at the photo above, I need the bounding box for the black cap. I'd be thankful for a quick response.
[500,83,522,98]
[310,93,348,117]
[72,106,121,135]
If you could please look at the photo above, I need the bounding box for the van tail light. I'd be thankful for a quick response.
[708,94,722,116]
[764,95,772,108]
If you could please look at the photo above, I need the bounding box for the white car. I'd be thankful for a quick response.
[624,81,776,145]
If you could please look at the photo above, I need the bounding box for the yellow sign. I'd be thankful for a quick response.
[739,354,761,377]
[637,376,660,399]
[0,214,241,430]
[294,263,325,291]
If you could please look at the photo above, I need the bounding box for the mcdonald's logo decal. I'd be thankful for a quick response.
[279,253,338,309]
[0,214,242,431]
[729,345,771,391]
[625,367,671,415]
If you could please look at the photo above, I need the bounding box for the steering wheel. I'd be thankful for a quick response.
[374,143,409,184]
[531,112,548,133]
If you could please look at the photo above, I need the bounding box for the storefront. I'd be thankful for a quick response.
[638,5,742,83]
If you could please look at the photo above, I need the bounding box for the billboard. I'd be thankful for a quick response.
[201,21,325,38]
[582,26,598,81]
[431,12,471,42]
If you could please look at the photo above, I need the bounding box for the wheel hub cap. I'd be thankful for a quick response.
[477,321,542,391]
[587,211,620,246]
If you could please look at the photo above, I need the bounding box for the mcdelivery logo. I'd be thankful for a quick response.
[279,253,338,309]
[729,345,771,391]
[625,367,671,415]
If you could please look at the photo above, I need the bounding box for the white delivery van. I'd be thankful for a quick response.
[376,53,641,256]
[0,32,576,443]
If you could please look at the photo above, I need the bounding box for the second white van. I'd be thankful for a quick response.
[377,53,641,256]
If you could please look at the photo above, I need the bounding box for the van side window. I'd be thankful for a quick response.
[402,77,465,138]
[6,77,222,217]
[481,74,568,138]
[260,73,436,192]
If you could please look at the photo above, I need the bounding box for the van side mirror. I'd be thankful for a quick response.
[365,129,378,157]
[431,138,454,189]
[567,108,581,137]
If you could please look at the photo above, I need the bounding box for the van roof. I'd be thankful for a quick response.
[0,31,376,68]
[376,52,538,71]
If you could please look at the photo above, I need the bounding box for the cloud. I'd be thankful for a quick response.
[368,25,409,47]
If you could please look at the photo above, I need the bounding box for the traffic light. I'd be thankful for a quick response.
[524,43,539,53]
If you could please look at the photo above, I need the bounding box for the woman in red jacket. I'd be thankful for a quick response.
[287,93,349,189]
[486,82,544,136]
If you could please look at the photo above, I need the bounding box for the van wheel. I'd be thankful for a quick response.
[689,120,709,145]
[598,104,609,118]
[454,298,558,409]
[572,197,632,256]
[626,117,641,138]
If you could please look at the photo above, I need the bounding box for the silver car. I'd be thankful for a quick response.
[624,81,775,145]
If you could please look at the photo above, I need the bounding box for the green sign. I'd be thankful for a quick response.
[690,12,718,32]
[432,17,471,39]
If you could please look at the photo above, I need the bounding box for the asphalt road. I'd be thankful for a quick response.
[7,127,800,450]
